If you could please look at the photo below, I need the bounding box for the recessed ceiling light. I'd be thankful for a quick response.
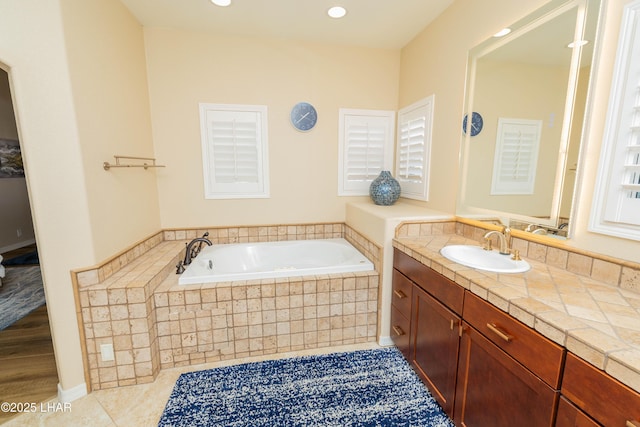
[211,0,231,6]
[568,40,589,48]
[493,28,512,38]
[328,6,347,19]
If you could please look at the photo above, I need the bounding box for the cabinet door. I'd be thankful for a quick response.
[555,397,599,427]
[454,324,558,427]
[411,285,461,417]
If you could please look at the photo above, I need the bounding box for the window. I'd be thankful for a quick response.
[199,103,269,199]
[590,0,640,240]
[396,96,434,201]
[491,118,542,195]
[338,109,395,195]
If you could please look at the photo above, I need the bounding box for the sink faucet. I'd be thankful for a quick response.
[176,232,212,274]
[483,227,511,255]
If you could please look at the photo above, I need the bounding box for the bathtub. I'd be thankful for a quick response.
[178,238,374,285]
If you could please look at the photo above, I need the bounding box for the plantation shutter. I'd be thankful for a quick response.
[338,109,394,195]
[199,104,269,199]
[396,96,434,201]
[591,0,640,240]
[491,118,542,195]
[603,78,640,226]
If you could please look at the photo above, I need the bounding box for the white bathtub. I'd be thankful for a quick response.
[178,238,374,285]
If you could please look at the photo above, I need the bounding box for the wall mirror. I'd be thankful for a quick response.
[457,0,603,239]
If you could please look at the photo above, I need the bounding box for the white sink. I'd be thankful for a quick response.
[440,245,530,273]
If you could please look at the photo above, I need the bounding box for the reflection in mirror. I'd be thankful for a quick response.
[457,0,602,239]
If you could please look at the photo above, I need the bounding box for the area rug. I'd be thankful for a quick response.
[0,266,45,330]
[158,347,454,427]
[2,250,39,266]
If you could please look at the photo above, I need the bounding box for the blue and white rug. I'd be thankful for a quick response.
[158,347,454,426]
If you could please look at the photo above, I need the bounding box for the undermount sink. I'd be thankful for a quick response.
[440,245,530,274]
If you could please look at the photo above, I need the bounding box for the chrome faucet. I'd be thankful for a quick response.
[483,227,511,255]
[176,232,212,274]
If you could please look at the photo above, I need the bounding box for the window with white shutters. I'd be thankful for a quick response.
[338,109,395,195]
[491,118,542,195]
[199,104,269,199]
[396,96,434,201]
[591,0,640,240]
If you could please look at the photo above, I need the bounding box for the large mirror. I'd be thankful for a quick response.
[457,0,603,238]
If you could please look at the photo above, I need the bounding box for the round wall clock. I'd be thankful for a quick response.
[290,102,318,132]
[462,112,483,136]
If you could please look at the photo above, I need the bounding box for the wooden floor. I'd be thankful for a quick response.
[0,245,58,424]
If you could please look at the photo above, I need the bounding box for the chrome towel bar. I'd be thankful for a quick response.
[103,155,165,171]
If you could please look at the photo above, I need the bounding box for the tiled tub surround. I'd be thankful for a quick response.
[394,218,640,393]
[73,223,381,391]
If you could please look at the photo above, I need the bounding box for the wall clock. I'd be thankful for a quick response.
[290,102,318,132]
[462,112,483,136]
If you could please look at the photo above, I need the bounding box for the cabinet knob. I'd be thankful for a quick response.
[392,325,405,336]
[393,289,406,299]
[487,322,513,343]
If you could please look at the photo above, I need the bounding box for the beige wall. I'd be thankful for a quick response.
[399,0,549,214]
[0,0,161,395]
[0,0,95,392]
[60,0,161,261]
[144,29,400,228]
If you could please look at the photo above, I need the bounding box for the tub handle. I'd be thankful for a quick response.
[208,259,214,270]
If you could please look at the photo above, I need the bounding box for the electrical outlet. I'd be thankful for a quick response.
[100,344,115,361]
[16,228,22,238]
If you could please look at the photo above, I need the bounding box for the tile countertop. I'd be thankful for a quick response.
[393,233,640,394]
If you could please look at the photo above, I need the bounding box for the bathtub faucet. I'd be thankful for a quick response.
[176,233,212,274]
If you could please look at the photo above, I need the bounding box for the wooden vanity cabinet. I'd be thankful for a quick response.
[392,249,464,417]
[560,352,640,427]
[454,292,564,427]
[555,397,599,427]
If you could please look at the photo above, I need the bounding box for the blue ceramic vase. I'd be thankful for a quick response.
[370,171,401,206]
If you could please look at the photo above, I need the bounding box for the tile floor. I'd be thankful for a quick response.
[4,342,380,426]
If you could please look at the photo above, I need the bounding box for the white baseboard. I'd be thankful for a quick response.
[0,239,36,255]
[57,382,87,403]
[378,336,394,347]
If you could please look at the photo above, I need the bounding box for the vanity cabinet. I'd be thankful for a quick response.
[392,249,566,426]
[559,352,640,427]
[392,249,464,417]
[454,292,564,427]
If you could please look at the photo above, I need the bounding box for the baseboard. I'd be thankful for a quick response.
[57,382,87,403]
[378,336,394,347]
[0,238,36,255]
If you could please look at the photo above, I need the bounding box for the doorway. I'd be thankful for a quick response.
[0,67,58,423]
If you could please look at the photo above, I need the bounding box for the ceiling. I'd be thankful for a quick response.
[118,0,455,49]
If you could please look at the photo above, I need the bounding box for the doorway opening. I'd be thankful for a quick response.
[0,67,58,423]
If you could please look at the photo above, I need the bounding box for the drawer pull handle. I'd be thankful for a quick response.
[487,323,513,343]
[626,421,640,427]
[392,325,405,336]
[393,289,406,299]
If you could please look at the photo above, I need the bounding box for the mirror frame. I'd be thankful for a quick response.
[456,0,604,239]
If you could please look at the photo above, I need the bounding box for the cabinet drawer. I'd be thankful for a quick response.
[392,269,412,315]
[562,352,640,427]
[390,305,411,359]
[555,397,599,427]
[393,249,464,314]
[463,291,564,388]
